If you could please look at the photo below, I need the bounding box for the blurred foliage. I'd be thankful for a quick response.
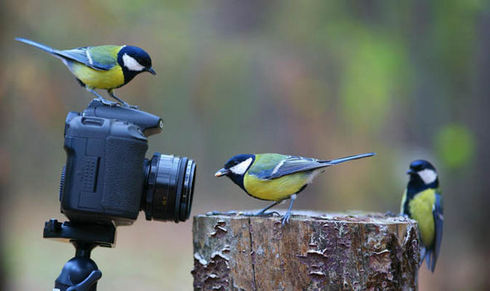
[435,124,476,169]
[340,33,409,132]
[1,0,489,290]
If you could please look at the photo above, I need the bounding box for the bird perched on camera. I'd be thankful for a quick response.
[215,152,375,224]
[15,37,156,107]
[401,160,443,272]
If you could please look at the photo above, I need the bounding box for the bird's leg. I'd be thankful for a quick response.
[281,194,297,225]
[86,88,117,106]
[207,201,282,217]
[108,90,136,108]
[253,200,281,216]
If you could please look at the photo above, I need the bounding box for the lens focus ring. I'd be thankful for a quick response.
[144,153,196,222]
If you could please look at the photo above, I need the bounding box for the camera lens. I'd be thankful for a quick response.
[143,153,196,222]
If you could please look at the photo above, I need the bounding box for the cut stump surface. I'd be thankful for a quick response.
[192,211,419,290]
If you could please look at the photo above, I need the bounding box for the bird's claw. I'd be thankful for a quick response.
[116,99,138,109]
[107,91,137,109]
[247,211,280,217]
[262,211,281,217]
[96,97,118,107]
[206,210,238,216]
[219,211,280,217]
[95,98,138,109]
[207,210,282,218]
[281,212,292,225]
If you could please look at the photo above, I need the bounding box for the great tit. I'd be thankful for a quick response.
[401,160,443,272]
[215,152,375,224]
[16,37,156,107]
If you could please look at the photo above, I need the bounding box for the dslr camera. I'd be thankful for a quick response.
[44,100,196,290]
[59,100,196,224]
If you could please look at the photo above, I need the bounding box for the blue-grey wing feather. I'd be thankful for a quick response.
[15,38,114,70]
[431,192,443,271]
[261,156,330,180]
[55,48,114,71]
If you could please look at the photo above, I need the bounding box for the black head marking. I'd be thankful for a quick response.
[403,160,439,216]
[406,159,439,195]
[223,154,254,170]
[117,46,153,84]
[409,160,436,173]
[222,154,255,191]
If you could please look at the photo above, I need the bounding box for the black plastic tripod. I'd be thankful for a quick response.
[44,219,116,291]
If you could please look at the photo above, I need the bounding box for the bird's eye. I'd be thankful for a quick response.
[411,164,422,171]
[225,161,236,168]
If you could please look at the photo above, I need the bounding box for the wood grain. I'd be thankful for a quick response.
[192,211,419,290]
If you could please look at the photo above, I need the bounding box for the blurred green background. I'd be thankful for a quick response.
[1,1,489,290]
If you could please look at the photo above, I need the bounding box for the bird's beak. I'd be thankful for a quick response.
[147,67,156,75]
[406,169,415,175]
[215,168,230,177]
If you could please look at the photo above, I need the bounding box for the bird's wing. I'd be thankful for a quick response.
[431,192,443,271]
[86,45,122,69]
[249,154,329,180]
[400,189,409,216]
[54,45,119,71]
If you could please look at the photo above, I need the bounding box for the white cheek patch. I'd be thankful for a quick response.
[122,53,145,71]
[229,158,253,175]
[418,169,437,185]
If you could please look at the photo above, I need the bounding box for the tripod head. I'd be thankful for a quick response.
[44,219,115,290]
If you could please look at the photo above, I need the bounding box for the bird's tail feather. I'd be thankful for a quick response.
[425,249,437,272]
[322,152,375,165]
[15,37,57,55]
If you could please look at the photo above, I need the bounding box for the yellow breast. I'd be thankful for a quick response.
[71,63,125,90]
[409,189,436,247]
[244,173,309,201]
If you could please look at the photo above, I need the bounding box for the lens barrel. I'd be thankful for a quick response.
[143,153,196,222]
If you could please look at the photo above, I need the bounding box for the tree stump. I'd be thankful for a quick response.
[192,211,419,290]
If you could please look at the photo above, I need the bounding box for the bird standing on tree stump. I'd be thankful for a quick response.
[215,152,375,224]
[401,159,444,272]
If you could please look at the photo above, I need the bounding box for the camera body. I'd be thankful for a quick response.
[59,100,196,226]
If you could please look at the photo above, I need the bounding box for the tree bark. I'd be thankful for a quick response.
[192,211,419,290]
